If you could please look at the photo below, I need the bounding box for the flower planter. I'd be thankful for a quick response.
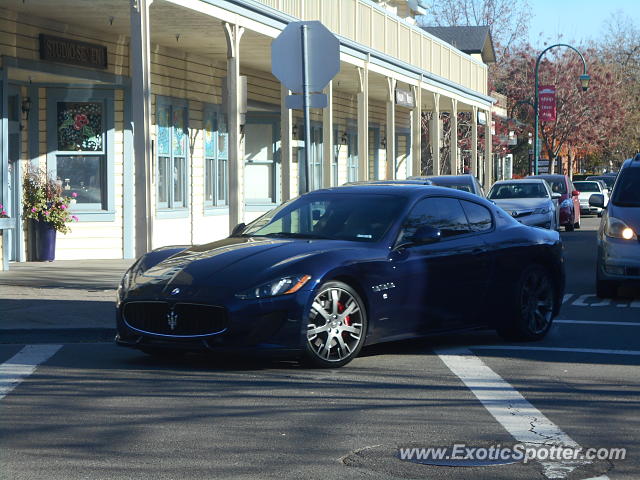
[34,220,57,262]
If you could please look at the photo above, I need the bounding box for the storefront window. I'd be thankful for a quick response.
[156,98,188,210]
[57,102,103,152]
[204,108,228,207]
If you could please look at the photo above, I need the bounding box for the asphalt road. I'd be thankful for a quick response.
[1,216,638,480]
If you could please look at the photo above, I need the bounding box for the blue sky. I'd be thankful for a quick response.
[528,0,639,46]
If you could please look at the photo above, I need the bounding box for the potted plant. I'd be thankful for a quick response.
[23,168,78,261]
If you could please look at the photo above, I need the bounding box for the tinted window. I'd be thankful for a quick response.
[461,200,493,232]
[611,168,640,207]
[398,197,470,244]
[573,181,600,192]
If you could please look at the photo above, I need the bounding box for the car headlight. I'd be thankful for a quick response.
[533,207,550,214]
[560,199,572,208]
[235,274,312,299]
[605,216,637,240]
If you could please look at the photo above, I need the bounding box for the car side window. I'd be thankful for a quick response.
[460,200,493,232]
[397,197,471,244]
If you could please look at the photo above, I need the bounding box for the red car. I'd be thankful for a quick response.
[528,174,581,231]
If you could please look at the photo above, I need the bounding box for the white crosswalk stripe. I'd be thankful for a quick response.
[563,293,640,308]
[0,345,61,400]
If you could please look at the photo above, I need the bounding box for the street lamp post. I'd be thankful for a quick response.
[533,44,590,175]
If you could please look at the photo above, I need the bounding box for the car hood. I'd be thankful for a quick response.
[492,198,550,212]
[129,236,369,297]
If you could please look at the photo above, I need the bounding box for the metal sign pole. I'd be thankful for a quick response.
[300,24,311,195]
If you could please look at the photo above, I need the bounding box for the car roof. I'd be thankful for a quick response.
[492,178,548,185]
[413,174,475,185]
[312,183,483,201]
[528,174,566,180]
[620,153,640,170]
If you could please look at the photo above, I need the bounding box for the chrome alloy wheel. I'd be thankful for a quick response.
[520,268,554,335]
[307,285,364,363]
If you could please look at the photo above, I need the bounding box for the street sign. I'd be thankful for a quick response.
[539,85,556,122]
[271,21,340,93]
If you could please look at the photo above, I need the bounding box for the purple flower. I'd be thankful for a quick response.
[72,215,79,222]
[71,192,78,198]
[44,211,50,216]
[31,207,37,213]
[60,204,67,210]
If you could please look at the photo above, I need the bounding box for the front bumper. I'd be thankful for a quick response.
[597,236,640,282]
[116,289,311,354]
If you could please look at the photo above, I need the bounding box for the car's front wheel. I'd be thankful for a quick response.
[303,281,367,368]
[498,265,555,341]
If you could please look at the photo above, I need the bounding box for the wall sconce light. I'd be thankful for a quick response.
[381,136,387,149]
[340,131,348,144]
[21,96,32,121]
[292,124,298,138]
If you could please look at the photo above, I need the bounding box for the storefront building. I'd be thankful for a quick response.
[0,0,493,268]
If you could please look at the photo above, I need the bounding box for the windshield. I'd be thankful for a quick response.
[241,193,407,242]
[488,183,549,199]
[573,181,600,192]
[611,168,640,207]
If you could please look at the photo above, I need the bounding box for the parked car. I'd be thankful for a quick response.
[573,180,609,216]
[487,179,560,230]
[587,175,616,193]
[590,154,640,297]
[409,174,485,197]
[528,174,581,231]
[116,184,564,367]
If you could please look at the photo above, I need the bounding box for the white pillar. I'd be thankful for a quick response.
[322,81,333,187]
[471,106,478,177]
[430,92,441,175]
[130,0,153,256]
[357,66,369,181]
[484,109,493,189]
[224,23,245,232]
[280,84,292,201]
[449,99,458,175]
[385,77,396,180]
[411,84,422,176]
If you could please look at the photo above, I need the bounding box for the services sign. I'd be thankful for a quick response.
[538,85,556,122]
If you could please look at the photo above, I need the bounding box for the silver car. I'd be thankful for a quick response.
[488,179,560,230]
[590,154,640,297]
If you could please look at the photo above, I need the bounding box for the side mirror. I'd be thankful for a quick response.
[551,192,562,200]
[230,222,246,236]
[411,226,442,245]
[572,190,580,196]
[589,194,605,209]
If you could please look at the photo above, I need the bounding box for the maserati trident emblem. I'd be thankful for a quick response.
[170,287,181,295]
[512,211,518,217]
[167,309,178,331]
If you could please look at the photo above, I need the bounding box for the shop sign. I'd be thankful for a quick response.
[395,88,415,108]
[39,34,108,69]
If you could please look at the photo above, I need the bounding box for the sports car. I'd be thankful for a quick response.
[116,184,565,367]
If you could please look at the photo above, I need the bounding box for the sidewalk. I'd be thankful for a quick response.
[0,259,133,341]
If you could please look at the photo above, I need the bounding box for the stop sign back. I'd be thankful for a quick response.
[271,21,340,93]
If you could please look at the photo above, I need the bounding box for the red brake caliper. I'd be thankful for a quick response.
[338,301,352,341]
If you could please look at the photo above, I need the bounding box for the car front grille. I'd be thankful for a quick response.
[123,301,228,337]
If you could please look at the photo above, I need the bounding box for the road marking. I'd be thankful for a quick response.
[437,347,589,479]
[470,345,640,356]
[555,320,640,327]
[0,345,61,400]
[563,293,640,308]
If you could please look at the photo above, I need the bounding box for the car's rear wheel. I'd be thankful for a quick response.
[565,220,574,232]
[303,281,367,368]
[596,279,618,298]
[497,265,555,341]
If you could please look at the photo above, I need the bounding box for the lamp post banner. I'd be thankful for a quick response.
[538,85,556,122]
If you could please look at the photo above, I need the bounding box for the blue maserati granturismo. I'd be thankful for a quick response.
[116,184,565,367]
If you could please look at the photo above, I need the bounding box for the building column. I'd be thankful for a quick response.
[280,84,292,201]
[357,67,369,181]
[224,22,245,232]
[385,77,396,180]
[411,84,422,177]
[322,81,333,187]
[484,108,493,189]
[471,106,478,177]
[449,98,458,175]
[130,0,153,256]
[430,92,441,175]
